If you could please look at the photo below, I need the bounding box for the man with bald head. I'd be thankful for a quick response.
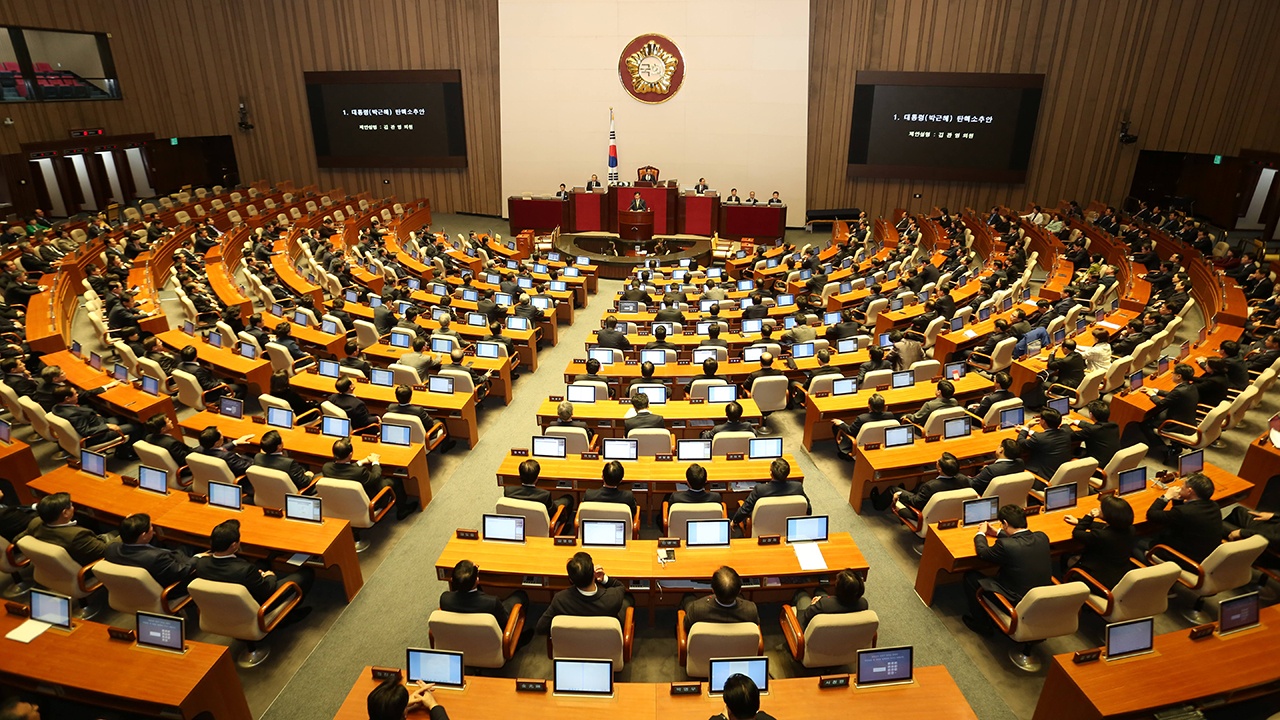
[742,351,784,393]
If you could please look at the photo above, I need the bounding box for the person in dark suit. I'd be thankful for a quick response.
[596,316,632,350]
[327,376,377,431]
[962,504,1053,635]
[1246,333,1280,371]
[1140,473,1222,562]
[1192,357,1230,407]
[272,322,309,362]
[623,393,665,434]
[322,438,416,519]
[583,460,637,515]
[253,430,314,491]
[1,358,36,397]
[644,324,677,351]
[878,452,969,518]
[387,384,439,435]
[1136,363,1200,463]
[1063,495,1136,589]
[969,439,1027,496]
[628,193,648,211]
[554,183,569,200]
[767,191,784,206]
[178,345,244,399]
[586,174,602,191]
[705,401,757,439]
[732,458,809,523]
[439,558,528,633]
[16,492,117,565]
[725,188,741,203]
[0,498,36,541]
[1046,339,1087,389]
[742,352,785,394]
[534,551,633,634]
[668,463,722,506]
[791,568,868,629]
[366,678,449,720]
[711,674,776,720]
[654,302,685,324]
[1018,408,1073,484]
[685,358,728,395]
[104,513,197,588]
[694,178,709,193]
[107,293,148,332]
[372,297,397,335]
[194,426,254,478]
[505,458,575,524]
[855,346,894,386]
[142,414,195,469]
[194,519,313,616]
[51,387,143,460]
[571,358,613,396]
[903,379,959,429]
[680,565,760,631]
[966,371,1016,425]
[830,393,897,459]
[1069,400,1120,468]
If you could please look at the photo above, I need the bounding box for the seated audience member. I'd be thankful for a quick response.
[551,399,589,432]
[1018,408,1073,484]
[142,414,195,469]
[1136,363,1199,463]
[339,339,372,377]
[742,352,785,392]
[194,426,255,478]
[366,678,448,720]
[791,568,868,629]
[685,358,727,395]
[830,392,898,460]
[788,348,843,406]
[681,565,760,631]
[505,458,575,522]
[1224,507,1280,557]
[855,346,893,386]
[1192,356,1230,407]
[51,386,143,460]
[16,492,117,565]
[1045,339,1086,388]
[732,458,809,524]
[572,357,612,392]
[1068,400,1120,467]
[321,438,416,519]
[1063,495,1136,589]
[668,463,722,506]
[253,430,315,491]
[179,345,245,399]
[533,551,633,634]
[328,376,378,431]
[439,559,528,633]
[711,674,776,720]
[1140,473,1222,562]
[874,452,968,517]
[903,379,958,430]
[387,384,438,431]
[969,439,1027,496]
[623,392,665,433]
[269,369,321,420]
[625,360,659,398]
[104,513,197,588]
[966,371,1016,424]
[583,460,637,515]
[705,401,756,438]
[195,519,313,617]
[962,504,1052,635]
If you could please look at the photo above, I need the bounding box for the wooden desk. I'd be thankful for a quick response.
[435,534,867,619]
[335,666,977,719]
[263,307,348,359]
[1238,431,1280,509]
[30,465,366,602]
[0,615,251,720]
[362,343,515,406]
[0,438,41,504]
[46,350,181,434]
[176,411,431,509]
[534,398,763,440]
[801,374,993,450]
[289,372,480,449]
[345,303,541,372]
[850,428,1016,513]
[1033,606,1280,720]
[913,464,1254,605]
[156,328,275,394]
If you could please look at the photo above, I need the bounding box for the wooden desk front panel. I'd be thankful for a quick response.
[534,398,762,440]
[802,374,993,449]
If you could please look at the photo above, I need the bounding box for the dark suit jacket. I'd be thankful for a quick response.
[1146,497,1223,562]
[180,361,222,391]
[327,392,375,429]
[669,488,723,506]
[1071,516,1136,588]
[624,411,665,434]
[321,460,381,494]
[682,596,759,632]
[1019,427,1073,479]
[707,420,756,438]
[104,542,197,587]
[971,389,1016,421]
[596,328,632,350]
[535,576,629,634]
[1151,383,1200,426]
[195,445,252,476]
[969,458,1027,495]
[18,519,114,566]
[505,484,557,518]
[1192,372,1229,407]
[253,452,311,490]
[146,433,194,467]
[797,594,868,629]
[52,403,112,440]
[1047,351,1086,388]
[898,474,969,510]
[439,588,513,628]
[974,529,1053,602]
[372,306,395,334]
[583,486,637,515]
[1071,421,1120,468]
[733,481,809,523]
[194,554,279,604]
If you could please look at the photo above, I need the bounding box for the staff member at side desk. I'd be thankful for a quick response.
[586,174,602,191]
[961,504,1053,636]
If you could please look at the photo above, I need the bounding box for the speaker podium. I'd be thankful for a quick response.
[618,210,654,242]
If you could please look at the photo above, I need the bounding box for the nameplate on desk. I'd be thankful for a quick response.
[377,337,389,344]
[1072,648,1102,664]
[818,674,850,689]
[371,666,403,681]
[812,391,831,398]
[580,452,599,460]
[936,519,959,530]
[413,384,427,392]
[553,536,576,546]
[688,398,704,405]
[876,384,890,391]
[983,425,998,433]
[355,377,370,384]
[757,535,781,546]
[5,601,28,617]
[305,425,321,434]
[637,329,650,336]
[682,331,696,337]
[305,365,318,374]
[729,358,742,364]
[571,359,586,364]
[549,395,564,402]
[625,360,638,366]
[726,453,745,461]
[510,448,529,457]
[1189,623,1216,640]
[120,475,139,488]
[670,682,701,695]
[925,434,941,443]
[1024,505,1042,516]
[658,537,681,548]
[251,415,266,424]
[655,453,673,461]
[677,359,691,365]
[862,442,881,451]
[456,528,479,540]
[262,507,284,518]
[107,626,136,642]
[188,493,208,504]
[515,679,548,693]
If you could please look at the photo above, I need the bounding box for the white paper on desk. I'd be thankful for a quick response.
[285,552,310,567]
[1098,321,1121,330]
[962,330,977,339]
[793,542,827,571]
[5,619,51,644]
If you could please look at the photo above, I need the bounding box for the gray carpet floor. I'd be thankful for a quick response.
[6,214,1276,719]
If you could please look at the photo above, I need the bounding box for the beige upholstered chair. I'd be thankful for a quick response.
[1,534,31,597]
[745,495,809,538]
[780,607,878,669]
[315,478,395,551]
[1091,443,1148,493]
[628,427,673,456]
[187,454,241,496]
[48,412,125,459]
[898,488,978,541]
[1029,457,1099,502]
[94,560,192,617]
[19,398,55,445]
[663,502,726,540]
[748,376,789,433]
[245,466,312,509]
[382,412,447,453]
[495,498,565,537]
[677,617,762,678]
[910,406,968,438]
[544,425,597,454]
[982,472,1036,510]
[187,578,304,666]
[15,536,103,619]
[968,397,1023,428]
[979,581,1091,671]
[1156,401,1230,453]
[134,441,192,491]
[428,607,525,669]
[1145,535,1269,623]
[1066,561,1181,624]
[549,613,634,671]
[710,431,754,456]
[576,501,639,540]
[969,337,1017,373]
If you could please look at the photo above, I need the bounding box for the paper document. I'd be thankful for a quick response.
[962,330,977,339]
[1098,321,1121,330]
[5,619,51,644]
[285,552,310,566]
[793,542,828,571]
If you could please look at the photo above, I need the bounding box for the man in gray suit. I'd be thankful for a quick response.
[623,393,665,434]
[903,379,958,431]
[18,492,117,566]
[398,336,438,379]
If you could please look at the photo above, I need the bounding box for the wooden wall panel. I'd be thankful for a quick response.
[808,0,1280,217]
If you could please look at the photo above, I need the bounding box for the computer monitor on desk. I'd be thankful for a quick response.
[943,417,970,440]
[1043,483,1077,512]
[855,646,914,688]
[685,519,731,547]
[1178,449,1204,476]
[1218,592,1260,635]
[208,481,243,511]
[137,466,168,495]
[553,658,613,697]
[80,449,106,478]
[1000,407,1024,429]
[1117,467,1147,496]
[407,648,466,690]
[285,494,323,523]
[707,385,737,403]
[709,657,768,696]
[267,407,293,429]
[884,426,914,449]
[0,418,9,444]
[1105,617,1154,660]
[30,589,73,630]
[532,435,567,458]
[748,437,783,459]
[580,519,627,548]
[786,515,828,543]
[677,439,712,461]
[381,423,411,446]
[482,513,525,543]
[602,438,638,461]
[136,611,185,653]
[566,384,597,404]
[962,497,999,526]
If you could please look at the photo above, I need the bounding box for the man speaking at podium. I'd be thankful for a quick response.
[629,192,649,211]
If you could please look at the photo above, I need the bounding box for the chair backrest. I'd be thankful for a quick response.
[808,374,838,395]
[94,560,166,615]
[980,397,1023,427]
[46,413,85,458]
[1008,582,1090,643]
[19,398,54,443]
[668,502,724,541]
[187,578,267,641]
[388,363,422,386]
[711,431,754,456]
[134,440,186,488]
[170,369,206,410]
[750,495,809,537]
[114,341,139,373]
[1103,355,1134,392]
[1045,458,1099,496]
[245,465,297,509]
[577,501,633,538]
[1067,368,1105,408]
[627,427,672,456]
[541,425,589,455]
[802,609,879,668]
[315,478,375,529]
[688,377,728,400]
[321,314,347,334]
[910,359,940,382]
[863,298,888,325]
[439,367,475,394]
[1096,443,1147,493]
[982,471,1035,509]
[569,380,610,402]
[686,622,761,678]
[258,393,293,416]
[428,610,506,669]
[383,412,427,444]
[987,337,1018,371]
[915,488,979,538]
[264,343,295,374]
[1196,535,1269,597]
[749,375,789,413]
[353,320,380,349]
[551,616,625,669]
[495,498,554,537]
[1101,562,1181,622]
[187,453,237,496]
[16,536,92,598]
[921,406,968,437]
[862,369,892,388]
[854,419,901,447]
[0,381,25,422]
[320,400,348,420]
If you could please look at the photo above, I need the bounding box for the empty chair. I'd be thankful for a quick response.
[428,607,525,669]
[1066,562,1181,624]
[245,466,312,509]
[748,375,789,433]
[1091,443,1147,493]
[388,363,422,387]
[1028,457,1098,502]
[0,381,26,425]
[664,502,726,541]
[186,578,305,667]
[134,440,192,490]
[549,613,634,671]
[978,581,1091,671]
[314,478,395,552]
[495,497,565,537]
[898,488,978,540]
[861,369,893,388]
[627,427,673,456]
[576,501,639,539]
[544,425,597,454]
[1145,534,1269,623]
[14,536,103,619]
[780,608,878,669]
[910,359,941,382]
[745,495,810,537]
[93,560,192,617]
[711,430,754,456]
[982,471,1036,510]
[1102,355,1134,394]
[1224,385,1260,431]
[677,618,762,678]
[353,320,381,349]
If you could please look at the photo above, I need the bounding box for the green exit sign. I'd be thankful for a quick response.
[170,137,178,146]
[1213,155,1223,164]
